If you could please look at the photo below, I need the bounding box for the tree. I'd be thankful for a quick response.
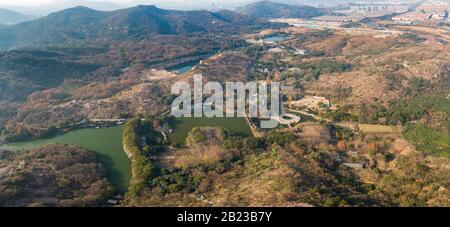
[337,140,347,151]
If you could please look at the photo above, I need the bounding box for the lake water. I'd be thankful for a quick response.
[167,60,200,74]
[263,35,287,42]
[0,117,253,191]
[0,126,131,193]
[169,117,252,144]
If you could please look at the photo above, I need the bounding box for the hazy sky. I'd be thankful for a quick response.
[1,0,423,15]
[0,0,260,13]
[0,0,253,7]
[0,0,121,6]
[3,0,417,8]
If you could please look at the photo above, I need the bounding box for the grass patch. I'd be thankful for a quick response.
[403,124,450,157]
[359,124,397,134]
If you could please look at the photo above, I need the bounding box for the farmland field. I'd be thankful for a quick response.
[359,124,397,134]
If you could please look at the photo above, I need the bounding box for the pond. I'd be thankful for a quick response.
[169,117,252,144]
[263,35,287,42]
[0,126,131,193]
[167,60,201,74]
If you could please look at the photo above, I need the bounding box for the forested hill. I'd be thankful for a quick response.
[235,1,325,19]
[0,8,37,25]
[0,5,280,50]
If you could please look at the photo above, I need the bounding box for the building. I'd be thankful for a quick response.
[434,11,449,20]
[107,199,119,205]
[392,12,433,23]
[342,163,364,169]
[162,123,173,134]
[351,5,390,13]
[140,136,147,147]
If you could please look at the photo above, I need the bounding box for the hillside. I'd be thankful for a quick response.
[0,8,37,25]
[123,124,450,207]
[0,5,279,50]
[235,1,324,19]
[0,144,114,207]
[1,67,175,141]
[123,124,372,207]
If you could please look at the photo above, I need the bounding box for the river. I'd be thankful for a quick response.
[0,126,131,193]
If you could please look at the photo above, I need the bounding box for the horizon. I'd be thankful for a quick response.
[0,0,390,15]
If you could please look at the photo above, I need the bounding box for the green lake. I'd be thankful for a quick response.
[167,60,200,74]
[0,126,131,193]
[263,35,287,42]
[0,117,253,192]
[169,117,252,144]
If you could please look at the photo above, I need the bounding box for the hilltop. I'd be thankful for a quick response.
[0,5,279,50]
[0,8,37,25]
[235,1,325,19]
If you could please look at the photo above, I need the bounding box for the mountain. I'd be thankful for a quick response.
[0,8,37,25]
[0,5,278,50]
[235,0,325,19]
[38,0,125,12]
[0,0,125,16]
[0,6,109,50]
